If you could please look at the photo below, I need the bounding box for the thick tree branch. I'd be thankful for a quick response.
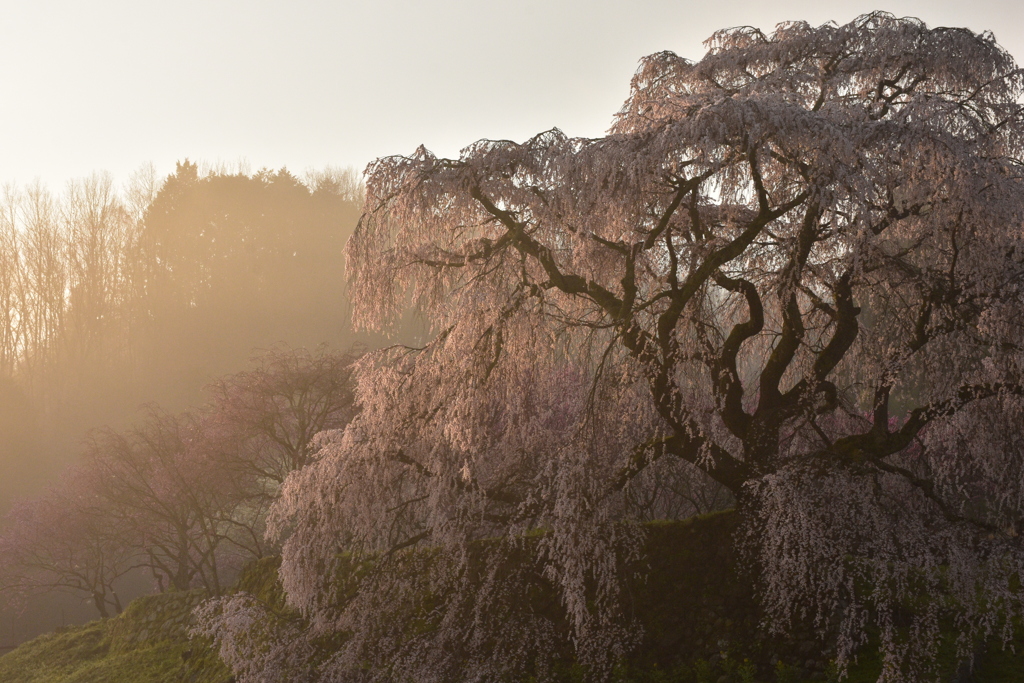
[656,188,809,352]
[610,431,748,494]
[809,271,860,383]
[712,271,763,438]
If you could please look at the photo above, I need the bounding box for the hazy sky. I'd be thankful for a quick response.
[1,0,1021,188]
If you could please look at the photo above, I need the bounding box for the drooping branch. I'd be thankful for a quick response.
[470,187,627,318]
[869,458,1006,535]
[829,383,1024,462]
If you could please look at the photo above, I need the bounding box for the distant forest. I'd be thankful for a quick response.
[0,161,366,516]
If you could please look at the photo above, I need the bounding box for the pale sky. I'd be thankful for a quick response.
[0,0,1021,189]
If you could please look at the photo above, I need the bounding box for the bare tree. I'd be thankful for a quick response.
[62,173,136,369]
[0,187,25,378]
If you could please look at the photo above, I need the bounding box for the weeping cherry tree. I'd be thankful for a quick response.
[207,13,1024,682]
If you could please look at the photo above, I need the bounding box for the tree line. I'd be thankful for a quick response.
[0,162,364,514]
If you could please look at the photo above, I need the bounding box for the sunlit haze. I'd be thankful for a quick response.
[6,1,1024,672]
[1,0,1021,187]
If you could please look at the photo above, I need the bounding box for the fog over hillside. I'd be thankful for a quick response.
[0,163,378,645]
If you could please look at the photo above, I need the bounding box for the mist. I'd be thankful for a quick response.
[3,2,1024,679]
[0,163,369,517]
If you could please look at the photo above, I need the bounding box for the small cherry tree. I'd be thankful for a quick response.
[203,346,359,489]
[194,346,362,562]
[208,13,1024,682]
[0,468,138,618]
[85,409,241,594]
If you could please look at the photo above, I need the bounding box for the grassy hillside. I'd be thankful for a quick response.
[0,590,229,683]
[2,512,1023,682]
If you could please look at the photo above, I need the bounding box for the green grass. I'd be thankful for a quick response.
[0,591,231,683]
